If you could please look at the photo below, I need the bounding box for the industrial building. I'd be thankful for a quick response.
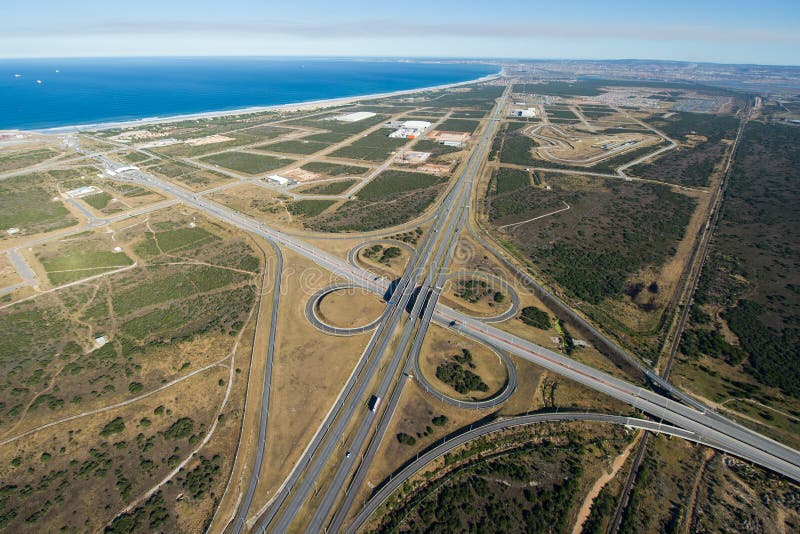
[65,185,102,198]
[267,174,295,186]
[389,120,432,139]
[425,130,470,148]
[105,165,139,177]
[332,111,377,122]
[509,107,537,118]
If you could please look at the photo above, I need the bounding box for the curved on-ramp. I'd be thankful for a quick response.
[305,283,388,336]
[346,239,416,272]
[443,270,520,323]
[345,412,700,533]
[411,343,517,410]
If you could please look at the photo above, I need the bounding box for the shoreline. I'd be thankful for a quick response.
[21,69,502,135]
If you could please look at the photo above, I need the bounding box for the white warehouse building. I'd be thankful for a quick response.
[389,120,432,139]
[332,111,377,122]
[267,174,294,186]
[509,107,537,118]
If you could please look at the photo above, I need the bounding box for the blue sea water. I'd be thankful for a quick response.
[0,58,498,130]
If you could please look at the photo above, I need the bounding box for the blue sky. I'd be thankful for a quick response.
[3,0,799,65]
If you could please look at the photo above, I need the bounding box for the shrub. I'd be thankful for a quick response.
[432,415,449,426]
[100,417,125,437]
[520,306,550,329]
[397,432,417,446]
[164,417,195,440]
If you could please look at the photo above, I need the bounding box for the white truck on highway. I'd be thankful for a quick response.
[368,395,381,413]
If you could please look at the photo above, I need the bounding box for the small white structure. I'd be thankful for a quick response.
[112,246,123,253]
[332,111,377,123]
[389,120,432,139]
[105,165,138,177]
[65,185,102,198]
[94,336,108,348]
[267,174,294,186]
[115,165,139,174]
[6,228,20,235]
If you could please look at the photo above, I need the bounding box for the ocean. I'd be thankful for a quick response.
[0,58,498,130]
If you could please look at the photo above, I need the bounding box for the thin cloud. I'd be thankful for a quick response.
[7,19,799,45]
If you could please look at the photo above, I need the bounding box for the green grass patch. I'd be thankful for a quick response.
[133,226,219,259]
[0,148,58,173]
[357,170,444,201]
[310,171,446,232]
[201,151,294,175]
[492,168,530,194]
[286,199,336,218]
[328,130,406,162]
[112,265,248,316]
[38,240,133,286]
[297,180,357,195]
[413,140,461,158]
[0,175,76,234]
[301,162,368,177]
[260,139,330,155]
[82,192,114,210]
[436,118,480,133]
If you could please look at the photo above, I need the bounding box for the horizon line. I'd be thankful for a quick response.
[1,54,798,69]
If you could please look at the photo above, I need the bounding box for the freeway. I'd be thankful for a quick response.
[229,241,283,533]
[87,95,800,527]
[252,157,472,531]
[99,149,800,485]
[262,101,491,530]
[433,310,800,481]
[320,86,511,533]
[345,412,703,533]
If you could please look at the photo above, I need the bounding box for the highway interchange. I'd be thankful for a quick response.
[86,85,800,532]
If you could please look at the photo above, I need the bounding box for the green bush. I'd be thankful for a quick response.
[520,307,550,329]
[397,432,417,446]
[99,417,125,437]
[163,417,194,440]
[436,362,488,394]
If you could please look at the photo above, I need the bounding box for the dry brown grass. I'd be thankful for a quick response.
[249,249,374,511]
[418,324,507,401]
[0,363,228,532]
[317,288,385,328]
[210,183,301,229]
[355,245,410,280]
[350,380,497,517]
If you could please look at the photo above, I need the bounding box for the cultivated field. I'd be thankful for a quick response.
[0,209,262,531]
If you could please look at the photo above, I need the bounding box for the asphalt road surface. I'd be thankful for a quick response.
[230,241,283,532]
[88,98,800,531]
[345,411,702,533]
